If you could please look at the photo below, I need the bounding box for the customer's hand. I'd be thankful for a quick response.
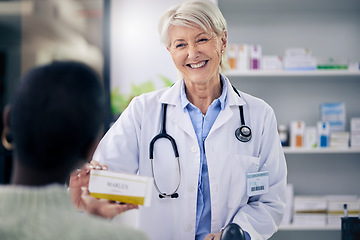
[69,163,93,209]
[69,161,137,219]
[80,187,138,219]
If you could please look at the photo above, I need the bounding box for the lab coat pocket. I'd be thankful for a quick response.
[227,155,260,208]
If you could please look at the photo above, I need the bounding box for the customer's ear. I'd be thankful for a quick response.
[2,105,13,150]
[3,104,11,129]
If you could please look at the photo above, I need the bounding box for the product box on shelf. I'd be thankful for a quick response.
[284,47,316,71]
[330,131,350,149]
[290,121,305,148]
[317,121,330,148]
[293,195,327,226]
[351,118,360,147]
[227,44,238,70]
[237,44,250,71]
[262,55,283,71]
[249,45,262,70]
[327,195,359,226]
[280,184,294,226]
[305,126,317,149]
[320,102,346,132]
[317,58,348,70]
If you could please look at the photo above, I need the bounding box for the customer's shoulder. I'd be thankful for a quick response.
[71,213,148,240]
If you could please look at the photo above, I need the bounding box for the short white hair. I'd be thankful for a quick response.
[158,0,229,72]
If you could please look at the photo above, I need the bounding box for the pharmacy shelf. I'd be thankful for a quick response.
[279,225,340,231]
[225,70,360,77]
[283,147,360,154]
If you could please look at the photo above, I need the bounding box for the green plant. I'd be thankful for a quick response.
[110,74,174,116]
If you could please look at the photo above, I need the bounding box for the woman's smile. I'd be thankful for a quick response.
[187,60,209,69]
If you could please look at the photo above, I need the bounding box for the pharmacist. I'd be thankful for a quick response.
[71,0,287,239]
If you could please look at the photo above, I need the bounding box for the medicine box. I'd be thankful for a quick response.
[351,118,360,147]
[290,121,305,148]
[320,102,346,132]
[89,170,153,206]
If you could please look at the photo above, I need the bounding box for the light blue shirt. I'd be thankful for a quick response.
[180,77,227,240]
[180,76,251,240]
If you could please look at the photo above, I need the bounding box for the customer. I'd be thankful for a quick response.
[0,61,148,240]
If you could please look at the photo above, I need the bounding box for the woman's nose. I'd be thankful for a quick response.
[187,45,200,60]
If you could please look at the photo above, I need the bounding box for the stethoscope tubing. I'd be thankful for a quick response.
[149,103,181,198]
[149,86,252,198]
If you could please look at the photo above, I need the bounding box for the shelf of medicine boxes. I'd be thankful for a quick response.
[279,224,341,231]
[225,70,360,77]
[282,147,360,154]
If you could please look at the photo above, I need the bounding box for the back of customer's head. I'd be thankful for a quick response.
[10,61,105,173]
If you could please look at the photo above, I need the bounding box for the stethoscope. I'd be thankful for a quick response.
[149,85,252,199]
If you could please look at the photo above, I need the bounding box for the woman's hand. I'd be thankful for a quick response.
[69,160,137,219]
[203,233,221,240]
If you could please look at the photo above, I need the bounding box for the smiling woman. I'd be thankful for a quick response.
[77,1,288,240]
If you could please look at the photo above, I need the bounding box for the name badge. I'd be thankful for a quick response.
[246,171,269,197]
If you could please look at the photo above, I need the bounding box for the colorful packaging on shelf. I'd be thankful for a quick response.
[320,102,346,132]
[305,126,317,148]
[249,45,262,70]
[290,121,305,148]
[317,121,330,148]
[317,58,348,70]
[89,170,153,206]
[227,44,238,70]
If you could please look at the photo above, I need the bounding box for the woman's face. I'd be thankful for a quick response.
[167,25,227,86]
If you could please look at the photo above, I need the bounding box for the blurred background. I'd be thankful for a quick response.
[0,0,360,239]
[0,0,104,183]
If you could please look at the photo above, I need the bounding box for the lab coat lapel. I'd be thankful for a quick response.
[209,77,246,135]
[169,104,196,139]
[159,80,196,139]
[210,105,234,134]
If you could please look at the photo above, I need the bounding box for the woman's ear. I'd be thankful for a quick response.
[221,30,228,51]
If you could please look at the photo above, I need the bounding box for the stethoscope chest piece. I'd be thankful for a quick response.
[235,125,252,142]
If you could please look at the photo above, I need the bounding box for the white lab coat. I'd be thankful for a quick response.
[93,76,287,240]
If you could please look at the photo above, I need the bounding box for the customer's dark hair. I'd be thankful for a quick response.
[10,61,105,170]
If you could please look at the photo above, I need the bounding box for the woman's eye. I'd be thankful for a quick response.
[198,38,209,43]
[176,43,185,48]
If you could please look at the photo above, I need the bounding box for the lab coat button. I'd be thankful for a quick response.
[191,146,198,152]
[184,224,192,232]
